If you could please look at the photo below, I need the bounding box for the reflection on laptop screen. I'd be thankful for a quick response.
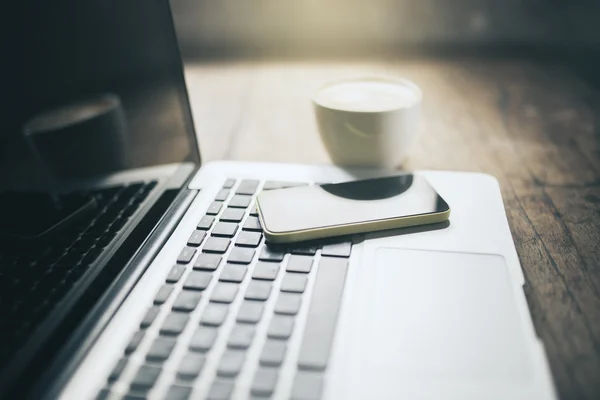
[3,0,199,187]
[0,1,199,395]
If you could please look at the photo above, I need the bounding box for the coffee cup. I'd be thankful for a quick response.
[313,76,422,168]
[23,93,128,181]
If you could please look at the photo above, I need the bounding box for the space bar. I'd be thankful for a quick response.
[297,257,349,370]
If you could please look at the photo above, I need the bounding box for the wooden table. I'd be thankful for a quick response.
[184,56,600,400]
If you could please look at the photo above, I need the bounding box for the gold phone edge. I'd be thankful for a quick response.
[257,200,451,244]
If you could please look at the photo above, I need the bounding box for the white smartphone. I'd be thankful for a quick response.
[256,173,450,243]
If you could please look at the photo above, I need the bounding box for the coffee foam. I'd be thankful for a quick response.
[314,78,420,112]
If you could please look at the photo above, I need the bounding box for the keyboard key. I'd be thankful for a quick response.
[245,281,272,301]
[211,222,238,238]
[177,247,196,264]
[130,364,161,391]
[259,246,285,262]
[165,385,192,400]
[177,353,206,380]
[236,301,264,324]
[321,241,352,258]
[228,248,255,264]
[252,262,280,281]
[219,264,247,283]
[197,215,215,230]
[194,254,222,271]
[274,293,302,315]
[280,273,308,293]
[228,195,252,208]
[262,181,308,190]
[143,180,158,193]
[227,324,255,349]
[290,246,318,256]
[260,340,287,367]
[146,337,176,361]
[235,232,262,248]
[96,388,111,400]
[154,284,174,304]
[200,304,229,326]
[291,371,323,400]
[189,327,218,352]
[187,230,207,247]
[297,257,348,371]
[220,208,245,222]
[160,313,189,336]
[122,394,146,400]
[236,179,259,195]
[108,357,128,382]
[267,315,295,339]
[206,201,223,215]
[122,182,144,197]
[251,367,278,397]
[166,264,186,283]
[210,283,239,303]
[217,350,246,377]
[203,237,231,254]
[286,255,313,273]
[207,380,234,400]
[242,216,262,232]
[215,188,230,201]
[249,204,258,216]
[183,271,212,291]
[125,331,144,354]
[172,291,202,312]
[140,306,160,328]
[223,179,236,189]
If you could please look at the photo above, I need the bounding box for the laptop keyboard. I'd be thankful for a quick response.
[0,181,157,367]
[99,179,353,400]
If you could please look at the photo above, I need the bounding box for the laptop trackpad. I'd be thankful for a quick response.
[340,248,534,396]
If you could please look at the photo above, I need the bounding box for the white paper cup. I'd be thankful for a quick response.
[313,76,422,168]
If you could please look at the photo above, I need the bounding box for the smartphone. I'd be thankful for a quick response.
[256,173,450,243]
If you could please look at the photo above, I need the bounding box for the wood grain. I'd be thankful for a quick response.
[184,57,600,400]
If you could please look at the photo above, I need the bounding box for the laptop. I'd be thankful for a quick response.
[2,1,557,399]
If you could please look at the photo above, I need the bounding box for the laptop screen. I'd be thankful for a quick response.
[3,0,199,187]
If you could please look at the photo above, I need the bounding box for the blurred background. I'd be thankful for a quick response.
[7,0,600,174]
[164,0,600,168]
[171,0,600,58]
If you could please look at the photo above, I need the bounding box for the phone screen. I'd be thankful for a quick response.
[257,174,449,237]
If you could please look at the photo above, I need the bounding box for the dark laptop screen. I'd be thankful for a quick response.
[0,2,200,393]
[3,0,199,186]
